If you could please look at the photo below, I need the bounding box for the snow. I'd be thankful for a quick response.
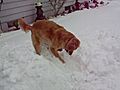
[0,0,120,90]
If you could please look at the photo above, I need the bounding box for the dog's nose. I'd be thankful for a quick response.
[68,51,73,55]
[65,49,68,52]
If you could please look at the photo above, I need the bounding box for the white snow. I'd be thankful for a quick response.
[0,0,120,90]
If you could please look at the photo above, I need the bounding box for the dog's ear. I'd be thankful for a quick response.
[74,37,80,49]
[65,37,80,55]
[66,37,80,50]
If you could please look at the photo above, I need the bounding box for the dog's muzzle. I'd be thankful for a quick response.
[65,49,73,55]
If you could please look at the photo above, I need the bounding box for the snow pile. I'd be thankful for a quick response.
[0,0,120,90]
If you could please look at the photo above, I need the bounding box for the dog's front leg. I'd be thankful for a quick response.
[32,34,41,55]
[34,43,41,55]
[50,47,65,63]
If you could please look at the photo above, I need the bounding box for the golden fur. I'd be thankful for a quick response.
[18,18,80,63]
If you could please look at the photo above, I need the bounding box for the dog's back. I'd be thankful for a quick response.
[32,20,63,31]
[31,20,66,41]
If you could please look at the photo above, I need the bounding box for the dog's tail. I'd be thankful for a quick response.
[18,18,32,32]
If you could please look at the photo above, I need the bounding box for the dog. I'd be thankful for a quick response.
[18,18,80,63]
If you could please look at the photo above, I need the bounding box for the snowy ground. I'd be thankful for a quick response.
[0,0,120,90]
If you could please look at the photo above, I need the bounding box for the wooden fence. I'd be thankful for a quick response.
[0,0,36,32]
[0,0,87,32]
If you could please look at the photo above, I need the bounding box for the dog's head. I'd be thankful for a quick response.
[65,37,80,55]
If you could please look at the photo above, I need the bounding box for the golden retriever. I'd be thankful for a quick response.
[18,18,80,63]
